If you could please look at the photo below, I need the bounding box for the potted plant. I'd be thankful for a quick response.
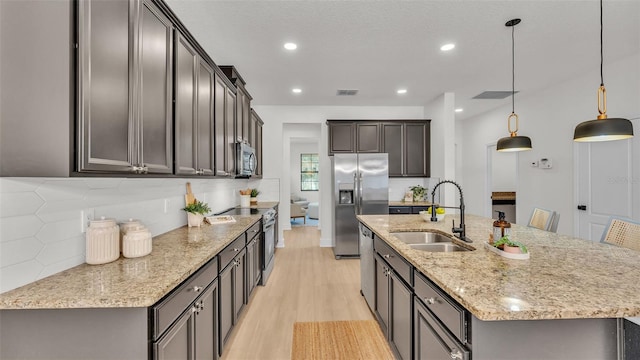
[250,189,260,205]
[410,185,427,202]
[493,235,528,254]
[182,200,211,227]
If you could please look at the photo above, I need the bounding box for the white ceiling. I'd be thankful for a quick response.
[165,0,640,120]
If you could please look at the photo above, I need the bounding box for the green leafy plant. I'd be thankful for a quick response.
[493,236,528,254]
[250,189,260,197]
[410,185,427,201]
[182,200,211,215]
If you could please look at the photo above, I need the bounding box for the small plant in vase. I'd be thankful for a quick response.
[493,235,528,254]
[250,189,260,205]
[182,200,211,227]
[410,185,427,202]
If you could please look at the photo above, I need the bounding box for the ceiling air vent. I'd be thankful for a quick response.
[336,89,359,96]
[472,91,518,99]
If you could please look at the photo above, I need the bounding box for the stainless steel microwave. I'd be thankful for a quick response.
[236,142,256,177]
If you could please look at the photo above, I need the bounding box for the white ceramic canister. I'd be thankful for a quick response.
[119,219,142,253]
[86,217,120,265]
[122,226,152,258]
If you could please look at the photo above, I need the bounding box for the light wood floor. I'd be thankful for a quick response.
[221,226,375,360]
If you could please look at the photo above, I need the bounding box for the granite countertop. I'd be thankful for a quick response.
[250,201,279,209]
[357,214,640,321]
[0,214,262,310]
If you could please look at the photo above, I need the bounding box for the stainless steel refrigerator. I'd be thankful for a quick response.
[332,153,389,258]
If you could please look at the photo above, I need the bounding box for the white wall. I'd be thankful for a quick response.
[459,53,640,236]
[425,93,457,207]
[254,105,424,247]
[0,177,249,293]
[290,142,320,204]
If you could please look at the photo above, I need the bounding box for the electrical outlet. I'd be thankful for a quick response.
[80,208,95,233]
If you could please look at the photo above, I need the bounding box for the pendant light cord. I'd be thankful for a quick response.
[600,0,604,87]
[511,22,516,114]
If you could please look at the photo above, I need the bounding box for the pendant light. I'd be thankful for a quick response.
[497,18,532,152]
[573,0,633,142]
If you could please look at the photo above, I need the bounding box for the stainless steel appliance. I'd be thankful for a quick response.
[216,207,277,285]
[332,153,388,258]
[359,223,375,309]
[236,142,256,177]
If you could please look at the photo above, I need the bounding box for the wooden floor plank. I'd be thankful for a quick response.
[221,226,376,360]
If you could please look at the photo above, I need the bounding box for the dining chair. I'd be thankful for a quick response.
[527,207,556,231]
[601,216,640,251]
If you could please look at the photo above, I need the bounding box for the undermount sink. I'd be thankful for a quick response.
[390,232,455,244]
[408,243,471,252]
[390,232,474,252]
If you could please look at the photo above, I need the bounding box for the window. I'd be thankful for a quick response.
[300,154,319,191]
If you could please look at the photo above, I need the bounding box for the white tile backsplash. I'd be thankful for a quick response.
[388,178,441,202]
[248,178,280,202]
[0,176,249,293]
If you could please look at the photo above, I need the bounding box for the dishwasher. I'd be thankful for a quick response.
[359,223,374,310]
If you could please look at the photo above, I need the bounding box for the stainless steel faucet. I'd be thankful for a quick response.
[431,180,470,243]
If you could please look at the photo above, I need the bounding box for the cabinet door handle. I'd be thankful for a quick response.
[233,248,239,252]
[450,349,463,359]
[191,286,202,293]
[424,297,435,305]
[383,254,390,259]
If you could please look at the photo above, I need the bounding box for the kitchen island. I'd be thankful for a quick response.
[358,213,640,359]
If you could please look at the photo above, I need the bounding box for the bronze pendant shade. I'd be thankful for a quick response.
[497,18,532,152]
[573,0,633,142]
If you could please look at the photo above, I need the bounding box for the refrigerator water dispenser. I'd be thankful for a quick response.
[339,190,354,204]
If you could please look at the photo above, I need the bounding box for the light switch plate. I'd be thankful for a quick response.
[80,208,95,233]
[539,158,553,169]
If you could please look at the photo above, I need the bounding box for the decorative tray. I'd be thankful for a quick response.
[205,215,236,225]
[483,241,530,260]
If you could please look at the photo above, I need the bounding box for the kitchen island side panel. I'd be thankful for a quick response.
[471,317,619,360]
[0,307,148,359]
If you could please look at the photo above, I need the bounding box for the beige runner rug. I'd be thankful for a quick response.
[291,320,395,360]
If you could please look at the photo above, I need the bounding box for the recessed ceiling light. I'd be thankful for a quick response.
[455,108,463,113]
[292,88,302,93]
[284,42,297,50]
[440,43,455,51]
[397,89,407,94]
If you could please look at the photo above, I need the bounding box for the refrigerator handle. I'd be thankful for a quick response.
[353,173,359,214]
[358,174,363,215]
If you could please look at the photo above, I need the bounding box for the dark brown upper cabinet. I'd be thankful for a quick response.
[174,33,215,176]
[77,0,173,175]
[219,66,252,146]
[328,120,431,177]
[250,109,264,178]
[214,72,237,177]
[328,122,356,154]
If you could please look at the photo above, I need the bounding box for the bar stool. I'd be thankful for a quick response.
[601,217,640,251]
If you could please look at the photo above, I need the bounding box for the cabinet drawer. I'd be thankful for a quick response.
[414,271,467,343]
[374,237,412,286]
[389,206,411,214]
[411,206,428,214]
[152,257,218,339]
[246,221,261,242]
[219,235,245,271]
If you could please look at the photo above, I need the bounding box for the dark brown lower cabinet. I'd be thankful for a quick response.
[219,248,246,355]
[414,298,469,360]
[374,253,412,360]
[154,280,218,360]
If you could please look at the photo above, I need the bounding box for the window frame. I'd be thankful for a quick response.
[300,153,319,191]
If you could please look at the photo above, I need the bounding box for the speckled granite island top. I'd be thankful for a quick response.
[357,214,640,321]
[0,215,262,310]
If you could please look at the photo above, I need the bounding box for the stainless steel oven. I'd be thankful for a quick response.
[215,207,277,285]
